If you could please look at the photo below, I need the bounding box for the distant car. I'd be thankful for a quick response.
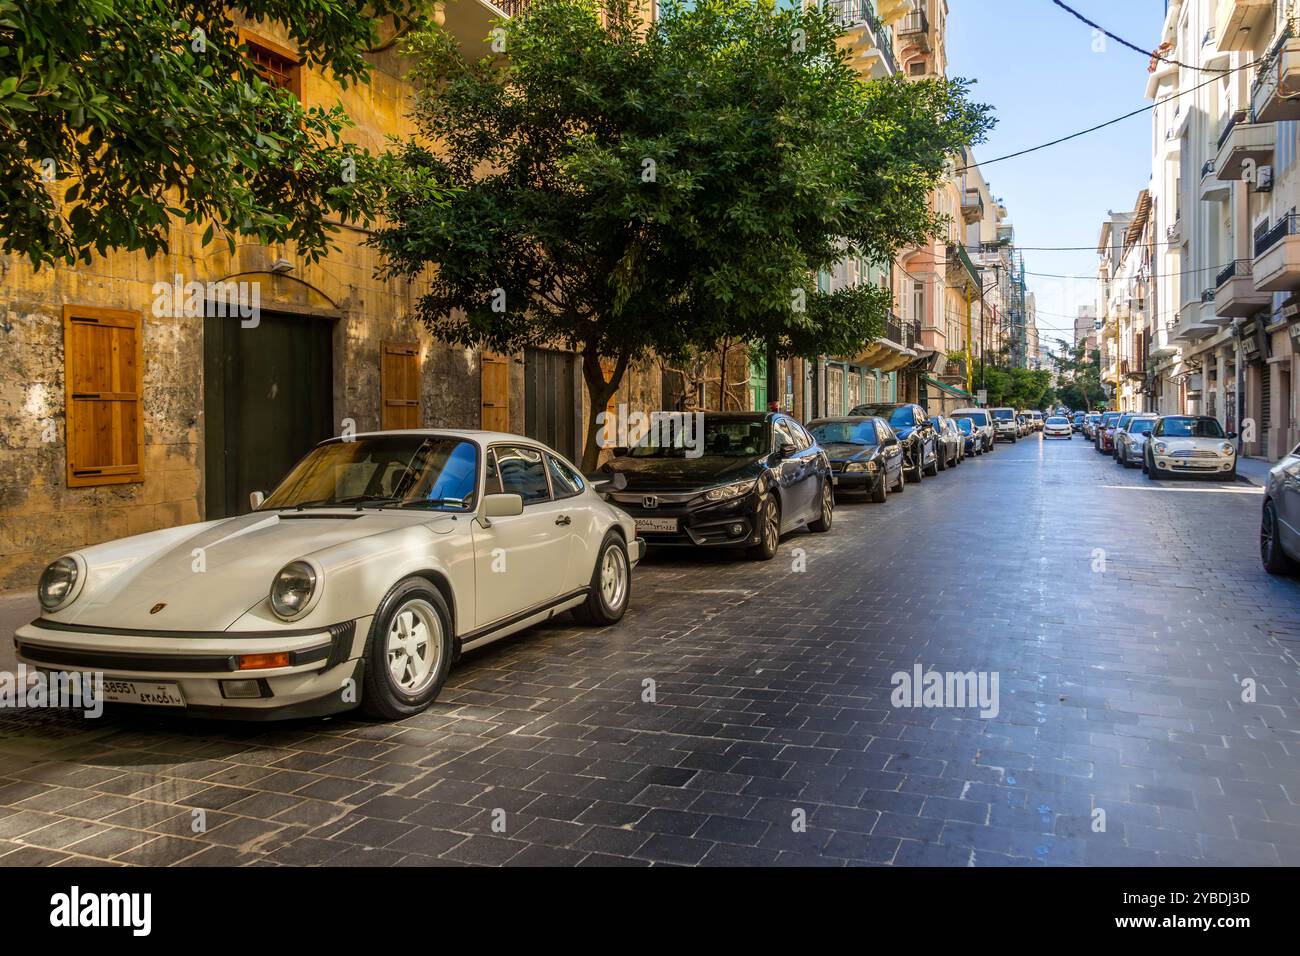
[1115,415,1157,468]
[1110,413,1136,461]
[848,403,939,483]
[929,417,962,470]
[1016,414,1031,437]
[1043,416,1072,439]
[1144,415,1237,481]
[1029,411,1045,431]
[1095,412,1122,454]
[990,407,1019,443]
[952,408,995,453]
[1261,442,1300,575]
[1071,412,1086,432]
[1082,413,1102,439]
[807,417,905,503]
[601,412,834,560]
[953,416,983,457]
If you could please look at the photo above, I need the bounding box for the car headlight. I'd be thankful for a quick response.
[702,479,757,503]
[1220,443,1234,456]
[270,561,318,620]
[866,461,878,473]
[844,462,867,473]
[1154,442,1167,455]
[38,556,81,612]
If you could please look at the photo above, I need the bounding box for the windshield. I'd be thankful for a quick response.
[992,409,1014,421]
[261,436,480,512]
[955,418,973,434]
[628,417,768,458]
[1046,417,1068,425]
[1155,417,1225,438]
[810,421,877,446]
[1128,419,1155,435]
[953,412,987,427]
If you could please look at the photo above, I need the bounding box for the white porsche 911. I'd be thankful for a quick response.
[17,431,644,721]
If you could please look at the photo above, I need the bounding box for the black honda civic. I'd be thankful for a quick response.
[597,412,834,560]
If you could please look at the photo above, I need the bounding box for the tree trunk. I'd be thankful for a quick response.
[579,347,629,473]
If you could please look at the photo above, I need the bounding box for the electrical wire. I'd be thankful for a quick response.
[1050,0,1229,75]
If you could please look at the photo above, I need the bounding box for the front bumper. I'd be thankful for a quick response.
[616,492,763,548]
[1152,455,1236,475]
[830,466,884,492]
[14,617,369,719]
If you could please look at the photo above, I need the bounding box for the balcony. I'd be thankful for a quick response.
[897,9,930,52]
[1214,258,1271,317]
[961,188,984,224]
[443,0,531,51]
[1173,298,1218,344]
[1252,35,1300,123]
[1253,212,1300,291]
[1215,0,1275,53]
[1215,111,1274,180]
[828,0,899,78]
[1200,158,1231,201]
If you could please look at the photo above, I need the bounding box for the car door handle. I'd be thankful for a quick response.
[555,515,571,526]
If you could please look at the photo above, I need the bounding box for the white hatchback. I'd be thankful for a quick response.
[19,431,644,721]
[1043,416,1072,439]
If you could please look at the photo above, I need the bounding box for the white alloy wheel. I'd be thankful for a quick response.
[385,599,443,695]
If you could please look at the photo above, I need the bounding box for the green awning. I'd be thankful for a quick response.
[922,376,972,399]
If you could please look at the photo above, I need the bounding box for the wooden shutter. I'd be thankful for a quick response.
[480,351,510,431]
[63,305,144,487]
[380,341,421,430]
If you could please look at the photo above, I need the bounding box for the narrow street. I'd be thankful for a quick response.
[2,436,1297,867]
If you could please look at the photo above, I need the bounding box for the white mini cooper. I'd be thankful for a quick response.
[1145,415,1238,480]
[18,431,644,720]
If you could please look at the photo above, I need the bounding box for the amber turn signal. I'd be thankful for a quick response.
[238,652,291,670]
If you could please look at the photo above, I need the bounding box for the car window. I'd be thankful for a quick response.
[810,421,878,445]
[1155,417,1225,438]
[546,454,585,499]
[1129,419,1154,435]
[773,418,799,451]
[787,419,814,450]
[485,449,502,494]
[877,421,896,442]
[496,445,552,504]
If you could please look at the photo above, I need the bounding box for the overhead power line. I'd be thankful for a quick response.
[1051,0,1228,74]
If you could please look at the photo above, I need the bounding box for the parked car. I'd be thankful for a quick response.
[953,416,983,457]
[1029,410,1045,431]
[1115,414,1157,468]
[1072,412,1086,432]
[848,402,939,482]
[1015,414,1030,437]
[807,417,905,503]
[601,411,833,560]
[1042,416,1072,439]
[1095,412,1123,454]
[18,431,644,721]
[1144,415,1238,481]
[1082,413,1102,439]
[1261,442,1300,575]
[952,407,995,453]
[929,416,963,470]
[990,407,1019,443]
[1109,413,1136,461]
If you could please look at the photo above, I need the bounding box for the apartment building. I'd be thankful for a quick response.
[1097,195,1153,413]
[1128,0,1300,457]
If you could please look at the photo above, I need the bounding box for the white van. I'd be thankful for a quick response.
[990,407,1019,442]
[951,407,995,453]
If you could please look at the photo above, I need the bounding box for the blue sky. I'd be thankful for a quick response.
[946,0,1168,348]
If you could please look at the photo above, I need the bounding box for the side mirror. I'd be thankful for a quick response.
[482,493,524,519]
[249,490,265,510]
[612,446,630,458]
[777,442,797,458]
[1227,431,1238,440]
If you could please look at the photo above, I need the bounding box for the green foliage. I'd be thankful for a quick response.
[979,365,1053,410]
[1049,336,1107,411]
[375,0,990,466]
[0,0,428,268]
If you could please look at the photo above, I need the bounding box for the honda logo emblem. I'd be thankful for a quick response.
[642,496,659,509]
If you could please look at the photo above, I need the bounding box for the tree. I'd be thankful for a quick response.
[1,0,427,268]
[375,0,991,469]
[1050,337,1106,411]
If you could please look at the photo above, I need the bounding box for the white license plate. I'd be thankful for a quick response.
[101,679,186,707]
[635,518,679,534]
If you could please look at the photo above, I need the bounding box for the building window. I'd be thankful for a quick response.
[63,306,144,487]
[241,32,302,97]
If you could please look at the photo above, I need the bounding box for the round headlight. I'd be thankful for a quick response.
[38,556,80,611]
[1221,443,1234,456]
[270,561,318,620]
[1155,442,1167,455]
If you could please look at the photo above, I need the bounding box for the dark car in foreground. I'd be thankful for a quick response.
[848,403,938,483]
[808,417,905,503]
[1262,442,1300,575]
[599,412,833,561]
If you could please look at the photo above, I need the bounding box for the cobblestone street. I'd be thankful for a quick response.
[2,436,1299,867]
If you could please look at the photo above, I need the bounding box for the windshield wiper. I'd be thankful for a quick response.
[380,497,466,510]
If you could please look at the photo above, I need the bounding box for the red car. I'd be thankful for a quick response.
[1095,412,1122,454]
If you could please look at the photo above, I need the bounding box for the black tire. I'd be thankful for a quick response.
[871,472,888,503]
[748,494,781,560]
[1146,451,1161,481]
[924,443,939,476]
[935,445,947,472]
[572,532,632,626]
[1262,500,1297,575]
[893,464,906,493]
[809,479,834,532]
[361,578,454,720]
[907,446,924,484]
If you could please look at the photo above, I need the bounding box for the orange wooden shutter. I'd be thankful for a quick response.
[480,351,510,431]
[380,342,421,429]
[63,305,144,487]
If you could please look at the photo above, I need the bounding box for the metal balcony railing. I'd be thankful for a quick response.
[1215,258,1253,287]
[1255,213,1300,257]
[898,9,929,36]
[1217,109,1248,151]
[1201,158,1215,178]
[495,0,533,16]
[905,321,921,349]
[882,312,903,345]
[823,1,898,74]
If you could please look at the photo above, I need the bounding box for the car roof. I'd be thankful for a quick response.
[323,429,545,449]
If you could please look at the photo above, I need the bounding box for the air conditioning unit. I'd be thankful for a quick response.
[1256,165,1274,192]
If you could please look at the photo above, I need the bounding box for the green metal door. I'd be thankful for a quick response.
[749,352,767,411]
